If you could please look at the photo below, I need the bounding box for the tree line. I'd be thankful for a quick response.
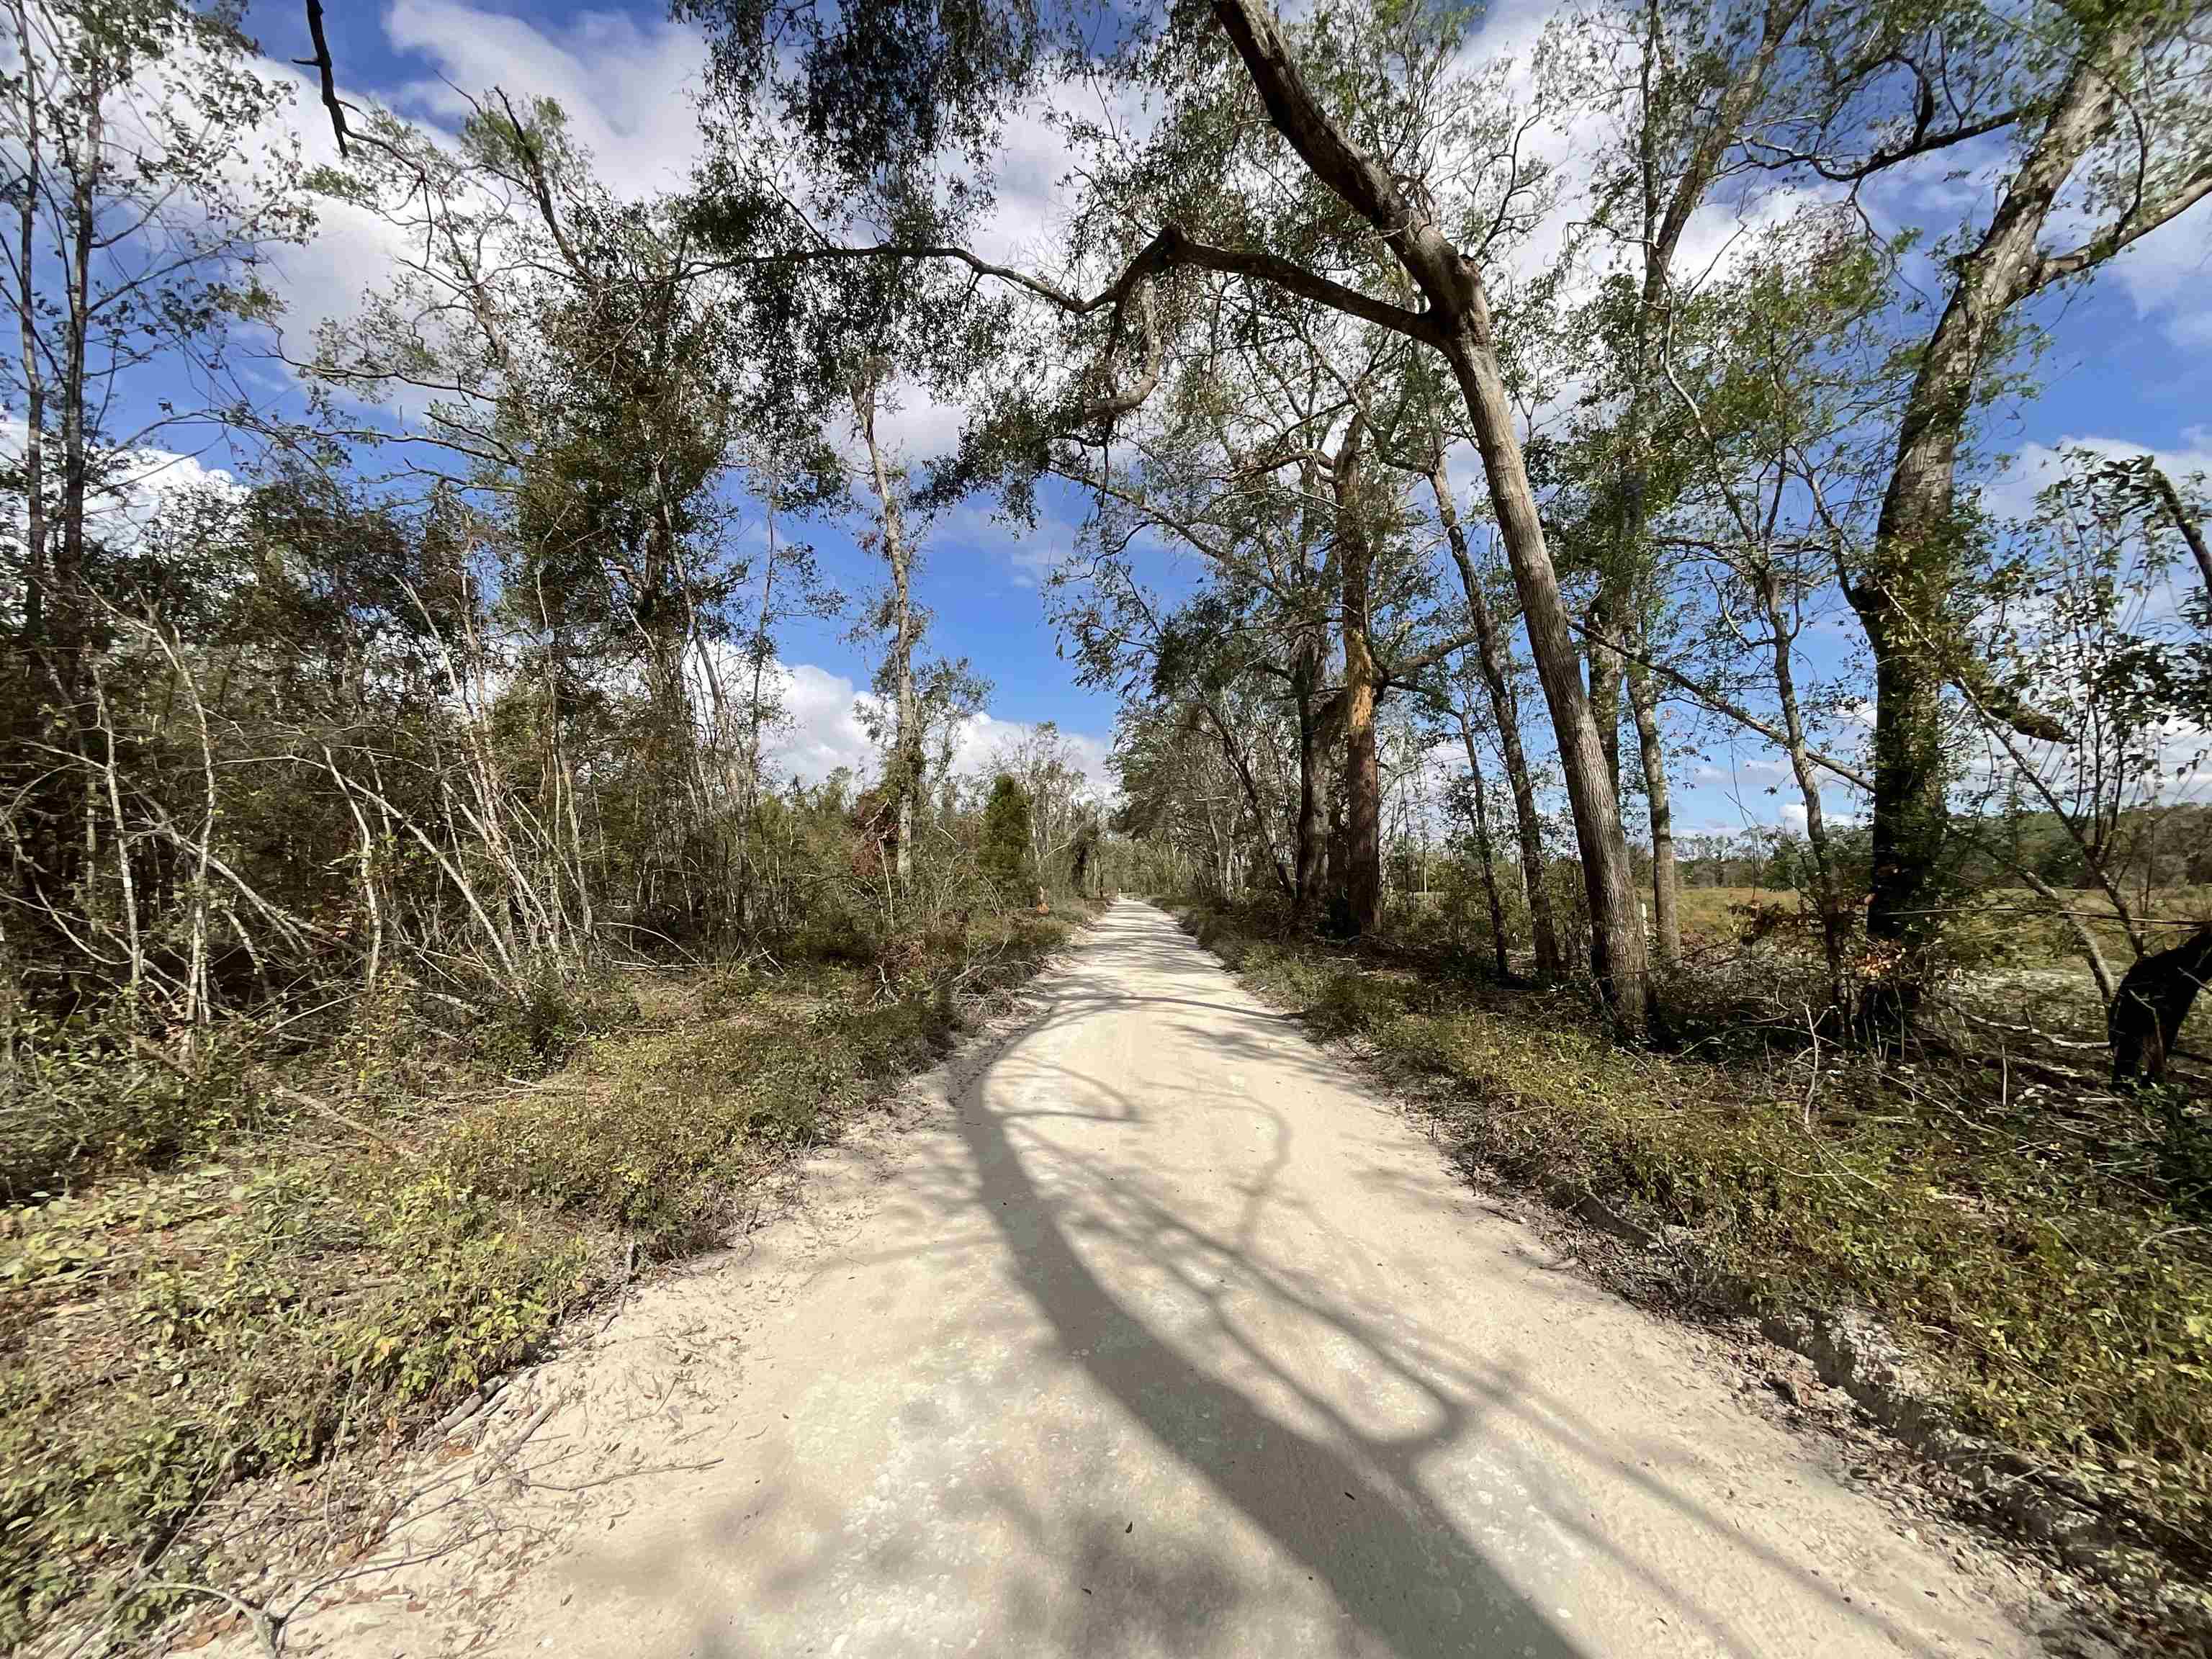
[3,0,2209,1088]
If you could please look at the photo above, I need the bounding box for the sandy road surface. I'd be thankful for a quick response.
[251,901,2040,1659]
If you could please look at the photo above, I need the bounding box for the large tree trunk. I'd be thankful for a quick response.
[1854,12,2155,985]
[1333,410,1385,936]
[1444,333,1647,1033]
[1627,657,1678,970]
[1428,452,1562,980]
[1216,0,1660,1023]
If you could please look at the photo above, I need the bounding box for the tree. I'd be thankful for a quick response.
[1375,374,1565,979]
[688,0,1658,1033]
[1,0,310,1001]
[992,723,1097,895]
[1555,0,1809,967]
[1652,212,1897,1011]
[1757,0,2212,994]
[310,89,814,949]
[1965,451,2212,1078]
[850,361,924,885]
[1048,287,1470,931]
[979,773,1034,896]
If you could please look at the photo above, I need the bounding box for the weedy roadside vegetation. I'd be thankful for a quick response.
[1,904,1088,1649]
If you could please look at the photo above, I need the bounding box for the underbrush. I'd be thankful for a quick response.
[1182,898,2212,1593]
[0,904,1089,1649]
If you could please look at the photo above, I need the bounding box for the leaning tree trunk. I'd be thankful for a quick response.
[1429,452,1562,981]
[1852,9,2154,999]
[1441,331,1647,1035]
[1211,0,1650,1028]
[1334,411,1386,936]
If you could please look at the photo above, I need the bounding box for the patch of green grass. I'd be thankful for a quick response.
[0,1160,590,1643]
[1182,900,2212,1568]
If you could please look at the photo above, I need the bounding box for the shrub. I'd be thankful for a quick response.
[979,775,1033,896]
[0,1011,249,1201]
[476,961,641,1076]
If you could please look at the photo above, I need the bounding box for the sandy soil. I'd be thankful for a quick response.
[210,901,2052,1658]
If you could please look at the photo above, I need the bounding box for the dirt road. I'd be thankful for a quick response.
[264,902,2040,1658]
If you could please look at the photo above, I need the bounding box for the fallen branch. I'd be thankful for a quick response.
[266,1084,418,1161]
[519,1456,724,1493]
[140,1581,284,1655]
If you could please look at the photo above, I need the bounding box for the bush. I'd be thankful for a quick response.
[0,1011,250,1201]
[0,1162,593,1643]
[476,961,641,1076]
[980,775,1034,896]
[699,962,761,1016]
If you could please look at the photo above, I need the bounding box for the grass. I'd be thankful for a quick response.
[1674,881,2212,974]
[0,906,1086,1650]
[1182,898,2212,1606]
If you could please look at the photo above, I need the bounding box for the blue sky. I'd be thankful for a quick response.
[117,0,2212,832]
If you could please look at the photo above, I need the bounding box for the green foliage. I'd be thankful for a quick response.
[476,962,644,1076]
[1,1013,252,1202]
[0,1163,588,1644]
[979,773,1034,896]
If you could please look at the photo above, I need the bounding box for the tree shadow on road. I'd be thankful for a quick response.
[563,904,1957,1659]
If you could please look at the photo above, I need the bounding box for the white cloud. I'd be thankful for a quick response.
[383,0,709,199]
[761,660,1112,799]
[953,711,1115,800]
[252,2,711,372]
[0,421,241,546]
[933,500,1083,588]
[1984,427,2212,523]
[263,192,414,361]
[1689,755,1792,788]
[2105,191,2212,351]
[764,661,881,783]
